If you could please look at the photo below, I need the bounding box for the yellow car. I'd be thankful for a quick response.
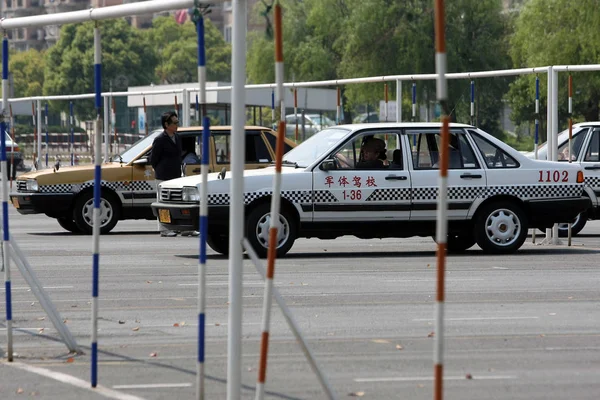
[10,126,295,234]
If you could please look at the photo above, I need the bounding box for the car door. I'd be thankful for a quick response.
[130,148,158,213]
[580,127,600,207]
[407,128,486,221]
[181,132,204,177]
[312,129,411,222]
[212,130,273,171]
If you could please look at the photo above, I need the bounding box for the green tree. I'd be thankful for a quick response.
[508,0,600,129]
[144,16,231,84]
[44,20,158,120]
[10,49,45,97]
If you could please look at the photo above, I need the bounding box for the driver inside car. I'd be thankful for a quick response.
[356,137,389,169]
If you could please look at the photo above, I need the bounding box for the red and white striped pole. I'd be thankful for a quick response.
[433,1,449,399]
[384,83,389,147]
[567,74,573,245]
[256,3,285,399]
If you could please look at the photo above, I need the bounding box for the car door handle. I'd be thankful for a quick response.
[385,175,407,181]
[584,165,600,170]
[460,174,482,179]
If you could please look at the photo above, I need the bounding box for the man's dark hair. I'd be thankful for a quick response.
[161,111,178,129]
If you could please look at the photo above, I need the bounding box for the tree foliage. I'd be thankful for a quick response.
[44,20,158,120]
[143,16,231,84]
[9,49,46,98]
[507,0,600,128]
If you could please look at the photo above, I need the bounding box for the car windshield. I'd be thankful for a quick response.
[309,115,334,126]
[282,127,350,167]
[116,130,162,163]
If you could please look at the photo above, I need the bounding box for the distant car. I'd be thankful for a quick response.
[285,113,335,139]
[10,126,296,234]
[151,122,589,257]
[524,121,600,236]
[3,132,23,179]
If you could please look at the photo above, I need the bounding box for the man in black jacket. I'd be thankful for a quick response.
[151,111,182,236]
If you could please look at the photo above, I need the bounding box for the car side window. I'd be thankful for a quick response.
[247,133,272,163]
[263,132,294,155]
[331,132,400,170]
[584,129,600,162]
[408,130,479,169]
[469,132,519,168]
[214,133,231,164]
[558,130,587,161]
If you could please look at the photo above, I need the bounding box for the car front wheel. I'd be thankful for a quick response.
[246,203,297,258]
[73,191,120,235]
[475,201,528,254]
[206,233,229,256]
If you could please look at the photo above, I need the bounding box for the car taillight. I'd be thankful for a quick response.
[577,171,584,183]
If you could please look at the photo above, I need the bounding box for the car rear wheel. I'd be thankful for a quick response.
[206,234,229,256]
[246,203,297,258]
[73,191,120,235]
[557,210,587,237]
[57,217,81,234]
[475,201,528,254]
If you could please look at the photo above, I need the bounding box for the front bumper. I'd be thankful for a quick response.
[10,192,75,217]
[527,196,592,228]
[151,202,229,232]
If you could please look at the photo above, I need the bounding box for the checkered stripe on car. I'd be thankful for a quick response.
[207,190,314,206]
[412,186,486,201]
[366,188,411,202]
[313,190,338,203]
[208,193,230,205]
[38,180,155,194]
[485,184,582,199]
[585,176,600,188]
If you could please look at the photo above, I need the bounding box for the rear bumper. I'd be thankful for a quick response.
[527,196,591,227]
[10,192,74,217]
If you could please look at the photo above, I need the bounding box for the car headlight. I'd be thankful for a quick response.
[26,179,38,192]
[182,186,200,202]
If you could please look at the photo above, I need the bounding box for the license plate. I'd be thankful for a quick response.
[158,209,171,224]
[11,197,19,209]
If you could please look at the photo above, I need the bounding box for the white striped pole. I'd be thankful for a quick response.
[256,4,285,399]
[336,87,341,124]
[143,96,149,137]
[31,102,37,169]
[44,102,48,167]
[9,104,14,187]
[412,81,417,121]
[69,101,74,166]
[271,89,275,129]
[567,74,573,245]
[396,79,402,123]
[103,95,109,161]
[293,88,298,143]
[532,76,540,244]
[111,97,117,155]
[470,80,475,125]
[433,1,449,399]
[2,32,13,362]
[196,13,208,400]
[36,100,41,168]
[384,83,388,147]
[91,22,102,388]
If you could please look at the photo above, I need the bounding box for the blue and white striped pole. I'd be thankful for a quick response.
[70,101,74,166]
[91,23,102,388]
[470,80,475,125]
[412,81,417,121]
[2,33,13,362]
[196,14,208,400]
[45,103,49,168]
[197,116,210,400]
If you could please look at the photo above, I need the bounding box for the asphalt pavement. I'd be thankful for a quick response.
[1,203,599,399]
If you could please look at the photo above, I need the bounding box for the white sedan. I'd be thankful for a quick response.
[152,123,589,257]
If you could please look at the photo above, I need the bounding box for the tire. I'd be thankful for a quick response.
[557,210,587,237]
[206,234,229,256]
[73,190,120,235]
[475,201,528,254]
[246,202,297,258]
[57,217,81,234]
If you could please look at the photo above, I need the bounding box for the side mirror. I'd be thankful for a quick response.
[133,158,148,165]
[319,159,336,171]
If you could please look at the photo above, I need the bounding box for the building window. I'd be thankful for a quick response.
[223,1,232,10]
[6,0,12,9]
[17,0,22,7]
[224,25,232,43]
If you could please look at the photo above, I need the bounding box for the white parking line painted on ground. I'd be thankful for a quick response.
[179,281,268,286]
[413,316,539,322]
[354,375,516,383]
[112,383,191,389]
[2,361,146,400]
[0,285,74,291]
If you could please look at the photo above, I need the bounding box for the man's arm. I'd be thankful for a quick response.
[150,137,162,169]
